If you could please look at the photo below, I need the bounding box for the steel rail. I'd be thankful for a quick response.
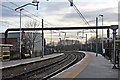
[4,52,85,80]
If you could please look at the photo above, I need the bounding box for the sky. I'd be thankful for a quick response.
[0,0,119,43]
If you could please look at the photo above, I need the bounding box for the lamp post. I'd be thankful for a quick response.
[15,1,39,11]
[99,14,104,54]
[59,32,61,53]
[19,8,24,59]
[15,0,39,59]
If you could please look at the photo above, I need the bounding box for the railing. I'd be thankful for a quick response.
[105,48,119,68]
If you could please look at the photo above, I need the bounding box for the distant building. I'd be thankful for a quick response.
[58,39,80,46]
[0,32,20,51]
[0,32,43,54]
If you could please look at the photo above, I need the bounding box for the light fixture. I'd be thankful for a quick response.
[32,0,39,3]
[69,0,73,6]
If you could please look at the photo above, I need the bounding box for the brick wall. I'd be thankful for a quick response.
[0,38,18,51]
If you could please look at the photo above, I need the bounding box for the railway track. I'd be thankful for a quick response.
[4,52,85,80]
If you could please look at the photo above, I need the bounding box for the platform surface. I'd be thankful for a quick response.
[52,51,119,79]
[1,53,64,69]
[76,52,118,78]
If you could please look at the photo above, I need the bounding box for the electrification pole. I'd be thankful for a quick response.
[15,0,39,59]
[19,8,23,59]
[99,15,104,54]
[96,17,98,56]
[41,19,44,58]
[86,34,87,51]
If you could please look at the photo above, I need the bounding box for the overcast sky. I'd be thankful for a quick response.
[0,0,119,43]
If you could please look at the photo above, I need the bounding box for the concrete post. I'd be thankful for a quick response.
[91,34,93,51]
[86,34,87,51]
[107,28,110,59]
[41,19,44,58]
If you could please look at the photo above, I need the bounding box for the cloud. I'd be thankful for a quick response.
[37,2,70,16]
[41,2,69,11]
[1,2,28,17]
[2,0,33,2]
[1,1,118,32]
[1,2,70,18]
[2,0,119,3]
[63,13,78,19]
[2,8,18,17]
[62,7,118,25]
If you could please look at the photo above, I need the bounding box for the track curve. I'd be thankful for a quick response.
[5,51,85,80]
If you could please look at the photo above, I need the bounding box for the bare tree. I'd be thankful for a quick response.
[25,20,40,56]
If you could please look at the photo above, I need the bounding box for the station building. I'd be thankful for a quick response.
[0,32,43,57]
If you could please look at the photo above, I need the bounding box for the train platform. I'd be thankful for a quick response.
[1,53,64,69]
[52,51,119,79]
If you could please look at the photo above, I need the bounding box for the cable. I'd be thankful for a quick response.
[6,0,55,27]
[73,4,95,33]
[1,1,78,43]
[68,0,95,33]
[73,3,89,26]
[1,1,95,41]
[0,1,43,24]
[1,21,19,27]
[0,3,41,23]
